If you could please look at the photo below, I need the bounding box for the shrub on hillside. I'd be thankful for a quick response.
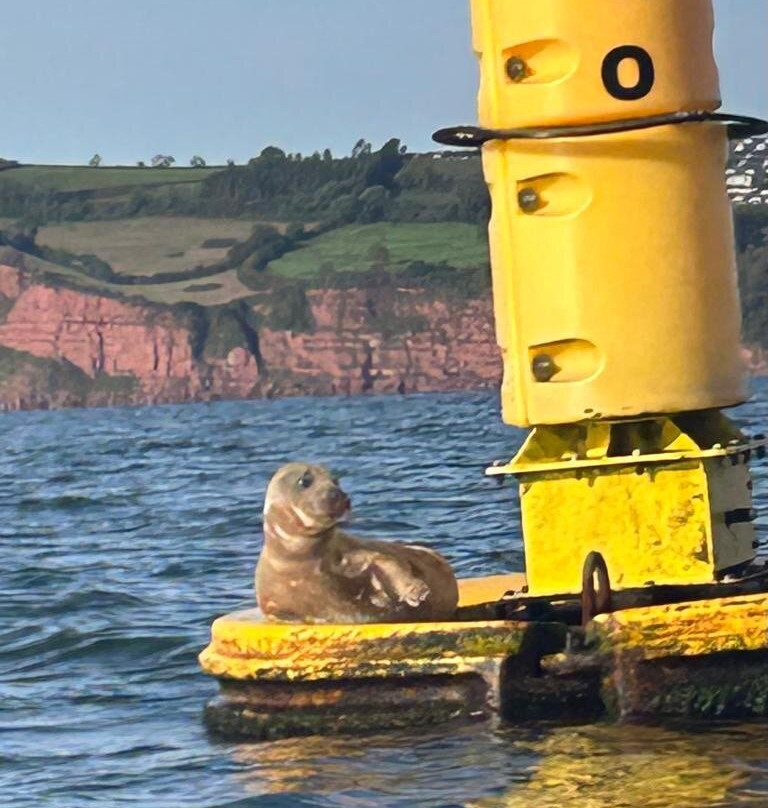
[203,306,253,360]
[266,283,315,333]
[226,224,285,268]
[739,235,768,346]
[0,221,38,253]
[357,185,391,224]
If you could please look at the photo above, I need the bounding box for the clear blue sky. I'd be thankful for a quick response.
[1,0,765,166]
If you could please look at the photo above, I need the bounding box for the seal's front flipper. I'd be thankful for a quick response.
[330,546,432,611]
[369,556,430,609]
[328,548,396,607]
[330,547,373,578]
[368,569,393,608]
[397,577,431,608]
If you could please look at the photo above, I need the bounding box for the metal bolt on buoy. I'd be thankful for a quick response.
[532,354,557,382]
[518,187,541,213]
[505,56,528,82]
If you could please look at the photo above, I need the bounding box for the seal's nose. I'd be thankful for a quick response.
[327,485,350,515]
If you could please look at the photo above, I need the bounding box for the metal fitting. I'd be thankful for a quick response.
[532,354,557,382]
[505,56,528,82]
[518,187,541,213]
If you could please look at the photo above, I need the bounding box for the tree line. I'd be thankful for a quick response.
[0,138,491,227]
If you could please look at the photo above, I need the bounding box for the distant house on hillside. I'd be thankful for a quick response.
[727,136,768,206]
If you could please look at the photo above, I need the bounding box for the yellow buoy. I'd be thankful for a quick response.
[473,0,745,428]
[473,0,720,129]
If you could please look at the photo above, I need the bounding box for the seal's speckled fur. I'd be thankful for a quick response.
[256,463,459,624]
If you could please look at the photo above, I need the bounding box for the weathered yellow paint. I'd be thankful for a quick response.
[200,578,539,683]
[472,0,720,129]
[489,416,757,596]
[520,462,714,594]
[458,573,526,606]
[199,609,534,682]
[589,594,768,660]
[482,122,744,428]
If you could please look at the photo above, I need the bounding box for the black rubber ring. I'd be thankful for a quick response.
[432,111,768,148]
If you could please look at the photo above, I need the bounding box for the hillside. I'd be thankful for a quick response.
[0,164,218,191]
[0,137,765,410]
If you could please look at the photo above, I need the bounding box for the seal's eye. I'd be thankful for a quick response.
[298,472,313,489]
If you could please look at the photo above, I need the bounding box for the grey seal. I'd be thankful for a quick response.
[255,463,459,623]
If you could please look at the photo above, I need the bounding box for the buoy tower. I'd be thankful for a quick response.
[436,0,766,605]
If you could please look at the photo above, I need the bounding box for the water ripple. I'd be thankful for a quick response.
[1,387,768,806]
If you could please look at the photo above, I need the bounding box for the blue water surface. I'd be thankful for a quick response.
[2,386,768,807]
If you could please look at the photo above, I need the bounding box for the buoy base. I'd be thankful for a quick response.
[204,673,493,741]
[611,650,768,719]
[200,582,768,739]
[590,592,768,719]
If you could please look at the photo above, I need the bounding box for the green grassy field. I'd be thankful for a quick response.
[0,165,219,191]
[38,217,263,276]
[0,246,108,289]
[3,205,490,310]
[121,268,255,306]
[29,219,490,305]
[0,244,254,306]
[267,222,489,278]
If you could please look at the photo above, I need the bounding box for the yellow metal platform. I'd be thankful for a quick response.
[587,592,768,718]
[488,416,761,596]
[200,576,768,738]
[200,574,577,740]
[199,574,529,683]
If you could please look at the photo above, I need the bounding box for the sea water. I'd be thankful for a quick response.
[3,386,768,807]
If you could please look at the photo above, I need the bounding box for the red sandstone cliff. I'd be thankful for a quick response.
[257,288,499,397]
[0,264,501,411]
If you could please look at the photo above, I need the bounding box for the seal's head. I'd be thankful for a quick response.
[263,463,350,540]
